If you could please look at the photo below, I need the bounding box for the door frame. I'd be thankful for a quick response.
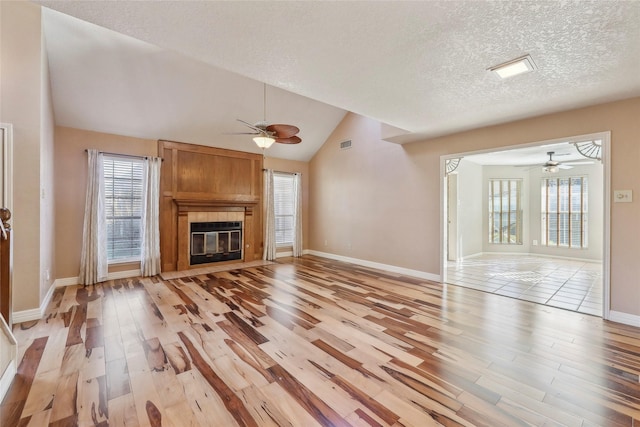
[446,173,458,261]
[0,123,14,213]
[440,131,611,320]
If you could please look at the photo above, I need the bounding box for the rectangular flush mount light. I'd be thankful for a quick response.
[488,54,536,79]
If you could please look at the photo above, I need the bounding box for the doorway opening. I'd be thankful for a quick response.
[441,132,610,318]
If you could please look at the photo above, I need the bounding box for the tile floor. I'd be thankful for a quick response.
[446,254,602,316]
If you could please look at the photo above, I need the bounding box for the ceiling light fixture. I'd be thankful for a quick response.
[253,135,275,149]
[488,54,536,79]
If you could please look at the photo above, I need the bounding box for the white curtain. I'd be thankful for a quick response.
[263,169,277,260]
[79,149,108,285]
[141,157,162,276]
[292,173,303,257]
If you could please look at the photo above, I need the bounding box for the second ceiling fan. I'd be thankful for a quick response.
[234,83,302,147]
[522,151,593,173]
[542,151,573,171]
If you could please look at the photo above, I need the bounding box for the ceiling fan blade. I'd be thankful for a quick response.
[558,164,573,169]
[266,124,299,138]
[237,118,263,133]
[224,132,260,135]
[564,161,594,166]
[275,135,302,144]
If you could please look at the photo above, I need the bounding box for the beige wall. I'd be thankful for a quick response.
[264,157,310,251]
[310,97,640,317]
[0,1,54,313]
[54,127,157,279]
[310,114,432,268]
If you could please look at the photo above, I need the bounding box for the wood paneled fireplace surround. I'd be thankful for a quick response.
[158,140,264,272]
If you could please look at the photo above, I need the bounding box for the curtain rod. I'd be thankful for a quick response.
[84,149,159,161]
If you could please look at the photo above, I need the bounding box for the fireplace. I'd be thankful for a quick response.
[172,200,256,271]
[190,221,242,265]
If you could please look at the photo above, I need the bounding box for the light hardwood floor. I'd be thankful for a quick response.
[1,255,639,426]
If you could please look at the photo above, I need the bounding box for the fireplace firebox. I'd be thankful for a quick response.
[190,221,242,265]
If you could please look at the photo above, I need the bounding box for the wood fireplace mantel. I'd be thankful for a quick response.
[159,140,263,272]
[173,197,259,211]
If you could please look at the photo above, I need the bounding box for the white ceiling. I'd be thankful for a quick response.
[37,1,640,162]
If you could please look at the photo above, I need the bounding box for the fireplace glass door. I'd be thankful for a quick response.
[190,221,243,265]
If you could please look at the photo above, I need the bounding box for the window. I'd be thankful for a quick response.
[489,179,522,244]
[541,176,588,248]
[103,156,144,262]
[274,173,295,246]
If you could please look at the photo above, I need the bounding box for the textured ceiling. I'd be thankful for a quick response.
[37,1,640,161]
[41,9,346,161]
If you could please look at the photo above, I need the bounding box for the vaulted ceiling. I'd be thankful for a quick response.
[37,1,640,161]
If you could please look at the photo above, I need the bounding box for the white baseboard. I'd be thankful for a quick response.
[306,250,440,282]
[54,276,79,287]
[12,269,142,324]
[12,308,42,324]
[609,310,640,327]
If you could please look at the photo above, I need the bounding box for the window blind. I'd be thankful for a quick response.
[541,176,588,248]
[488,179,523,244]
[103,156,144,261]
[273,173,295,246]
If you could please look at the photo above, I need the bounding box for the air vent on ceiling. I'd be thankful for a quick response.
[340,140,352,150]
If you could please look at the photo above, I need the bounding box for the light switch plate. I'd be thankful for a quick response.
[614,190,632,203]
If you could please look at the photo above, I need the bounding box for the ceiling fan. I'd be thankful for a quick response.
[542,151,573,172]
[527,151,593,173]
[231,83,302,148]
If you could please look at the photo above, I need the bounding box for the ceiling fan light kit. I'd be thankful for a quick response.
[253,136,275,149]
